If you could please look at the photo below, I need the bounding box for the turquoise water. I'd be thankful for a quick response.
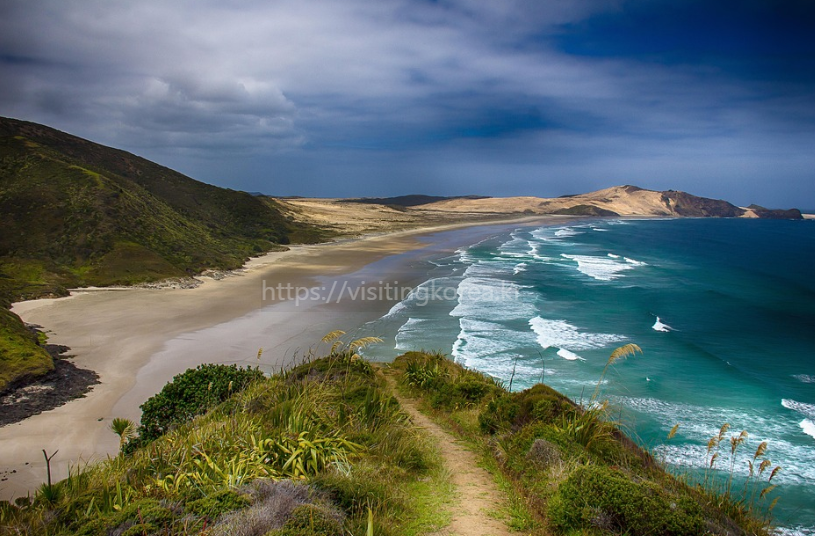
[362,218,815,533]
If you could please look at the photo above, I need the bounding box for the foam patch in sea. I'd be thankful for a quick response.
[450,265,536,321]
[782,399,815,420]
[554,227,582,238]
[561,253,642,281]
[792,374,815,384]
[451,318,538,374]
[529,316,625,358]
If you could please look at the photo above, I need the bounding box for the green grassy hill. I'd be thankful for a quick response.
[0,347,775,535]
[0,116,328,391]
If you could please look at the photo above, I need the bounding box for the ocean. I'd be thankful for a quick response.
[361,217,815,533]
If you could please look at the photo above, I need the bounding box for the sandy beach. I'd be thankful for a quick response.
[0,216,551,499]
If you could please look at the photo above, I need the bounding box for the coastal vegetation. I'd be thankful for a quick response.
[0,117,333,392]
[0,308,53,393]
[391,349,779,535]
[0,336,453,535]
[0,337,778,535]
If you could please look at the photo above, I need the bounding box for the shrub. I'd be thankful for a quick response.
[397,350,500,409]
[430,378,496,409]
[73,498,180,536]
[73,518,109,536]
[548,465,705,536]
[479,395,521,434]
[186,488,250,520]
[479,384,573,434]
[113,498,176,527]
[138,364,264,442]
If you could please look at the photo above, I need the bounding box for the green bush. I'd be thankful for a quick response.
[479,395,521,434]
[286,353,374,383]
[429,378,496,409]
[113,498,176,527]
[352,386,403,430]
[548,465,705,535]
[72,498,180,536]
[186,488,250,520]
[479,384,573,434]
[138,364,264,442]
[397,350,500,409]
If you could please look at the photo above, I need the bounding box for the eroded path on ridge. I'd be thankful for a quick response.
[387,378,514,536]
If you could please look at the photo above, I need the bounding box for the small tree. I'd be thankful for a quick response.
[110,417,137,452]
[138,364,263,443]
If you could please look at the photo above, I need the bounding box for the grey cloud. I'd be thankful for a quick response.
[0,0,812,206]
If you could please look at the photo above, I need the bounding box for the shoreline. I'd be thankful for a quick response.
[0,215,555,499]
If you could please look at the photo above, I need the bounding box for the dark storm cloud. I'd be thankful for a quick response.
[0,0,813,207]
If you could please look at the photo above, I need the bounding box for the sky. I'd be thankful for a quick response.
[1,0,814,207]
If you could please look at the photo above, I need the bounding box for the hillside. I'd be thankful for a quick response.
[0,117,330,296]
[0,348,776,535]
[0,116,328,392]
[419,185,803,219]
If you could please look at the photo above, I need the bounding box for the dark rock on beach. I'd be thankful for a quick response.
[0,344,100,427]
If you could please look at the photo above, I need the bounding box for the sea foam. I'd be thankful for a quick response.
[529,316,625,354]
[782,399,815,420]
[394,317,428,350]
[624,257,647,266]
[451,318,539,376]
[793,374,815,384]
[652,316,673,332]
[554,227,581,238]
[561,254,636,281]
[800,420,815,440]
[774,526,815,536]
[497,235,532,259]
[557,348,586,361]
[450,277,534,321]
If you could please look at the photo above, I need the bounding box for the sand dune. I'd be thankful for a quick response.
[276,186,800,225]
[277,197,513,235]
[418,185,743,217]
